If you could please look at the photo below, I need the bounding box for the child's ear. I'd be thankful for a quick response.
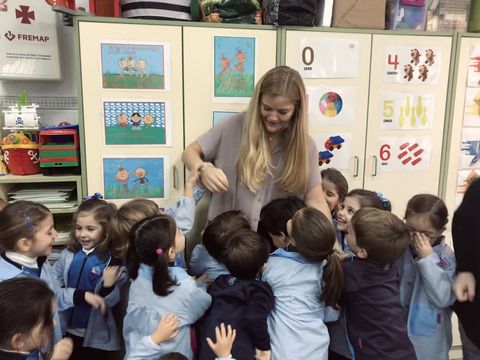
[10,333,25,351]
[356,248,368,259]
[167,246,176,262]
[15,238,32,253]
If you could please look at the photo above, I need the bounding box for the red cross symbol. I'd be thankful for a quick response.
[15,5,35,24]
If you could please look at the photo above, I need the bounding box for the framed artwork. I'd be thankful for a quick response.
[100,41,171,90]
[103,99,172,146]
[213,36,255,102]
[102,156,170,200]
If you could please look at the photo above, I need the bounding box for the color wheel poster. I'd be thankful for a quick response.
[384,46,441,84]
[307,86,356,125]
[377,136,431,172]
[380,92,434,130]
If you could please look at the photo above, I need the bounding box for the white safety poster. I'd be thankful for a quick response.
[377,136,431,172]
[299,37,359,79]
[380,92,434,130]
[384,46,441,84]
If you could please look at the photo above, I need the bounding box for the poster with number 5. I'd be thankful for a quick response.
[377,136,431,172]
[380,92,434,130]
[384,46,441,84]
[299,38,359,79]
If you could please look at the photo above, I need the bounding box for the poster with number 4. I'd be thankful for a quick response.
[377,136,431,172]
[384,46,441,84]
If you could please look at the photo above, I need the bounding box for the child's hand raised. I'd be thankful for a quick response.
[84,292,106,314]
[51,337,73,360]
[206,323,236,359]
[196,274,212,285]
[151,313,180,345]
[103,266,122,287]
[410,232,433,258]
[255,349,271,360]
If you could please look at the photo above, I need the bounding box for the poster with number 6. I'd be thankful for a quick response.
[384,46,441,84]
[380,92,434,130]
[299,38,359,79]
[377,136,431,172]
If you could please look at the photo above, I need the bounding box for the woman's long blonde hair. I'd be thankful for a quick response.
[237,66,309,193]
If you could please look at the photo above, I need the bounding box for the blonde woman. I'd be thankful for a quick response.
[182,66,330,230]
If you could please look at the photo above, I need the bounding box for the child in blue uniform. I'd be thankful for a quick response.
[400,194,455,360]
[189,210,250,280]
[342,208,415,360]
[123,215,211,360]
[199,229,273,360]
[0,277,72,360]
[0,201,73,360]
[54,197,127,360]
[321,168,348,219]
[263,207,343,360]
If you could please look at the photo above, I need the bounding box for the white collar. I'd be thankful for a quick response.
[5,251,38,269]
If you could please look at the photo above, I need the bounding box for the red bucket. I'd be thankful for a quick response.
[3,148,41,175]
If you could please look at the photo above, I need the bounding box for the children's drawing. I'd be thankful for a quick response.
[213,36,255,101]
[212,111,238,126]
[103,156,169,200]
[463,88,480,127]
[103,100,171,146]
[307,86,356,125]
[100,42,170,90]
[459,128,480,169]
[468,45,480,87]
[380,92,434,130]
[384,46,441,84]
[455,169,480,207]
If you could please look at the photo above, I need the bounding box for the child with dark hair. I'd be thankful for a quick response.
[342,208,415,360]
[400,194,455,360]
[0,277,72,360]
[0,201,72,360]
[257,197,306,250]
[198,229,273,360]
[54,197,128,360]
[321,168,348,217]
[263,207,343,360]
[189,210,250,281]
[124,215,211,359]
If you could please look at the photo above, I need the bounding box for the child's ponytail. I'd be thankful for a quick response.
[127,215,177,296]
[321,253,344,309]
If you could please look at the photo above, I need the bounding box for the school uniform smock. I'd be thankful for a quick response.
[399,241,456,360]
[123,265,211,360]
[199,274,274,360]
[197,113,321,230]
[262,249,338,360]
[342,258,416,360]
[189,244,229,280]
[53,248,128,351]
[0,252,72,344]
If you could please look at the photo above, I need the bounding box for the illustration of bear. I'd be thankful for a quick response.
[404,64,414,81]
[410,48,421,66]
[418,65,429,81]
[425,49,435,66]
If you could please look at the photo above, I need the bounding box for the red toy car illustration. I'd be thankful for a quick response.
[318,151,333,166]
[324,135,344,151]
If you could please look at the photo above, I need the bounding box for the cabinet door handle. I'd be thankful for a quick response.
[353,156,359,177]
[371,155,377,177]
[173,165,179,190]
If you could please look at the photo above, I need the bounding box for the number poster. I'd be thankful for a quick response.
[384,46,441,84]
[299,38,359,79]
[380,92,434,130]
[311,132,351,171]
[377,136,431,172]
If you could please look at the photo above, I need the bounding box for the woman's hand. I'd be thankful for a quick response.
[200,164,229,193]
[453,272,476,302]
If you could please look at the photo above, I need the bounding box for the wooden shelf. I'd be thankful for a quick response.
[0,174,81,184]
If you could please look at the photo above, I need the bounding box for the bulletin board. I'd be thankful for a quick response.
[183,25,278,145]
[77,19,184,207]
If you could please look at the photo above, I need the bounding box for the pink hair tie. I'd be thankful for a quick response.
[155,248,164,255]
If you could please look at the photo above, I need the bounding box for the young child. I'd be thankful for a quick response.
[0,277,73,360]
[0,201,72,360]
[257,197,306,250]
[342,208,415,359]
[123,214,211,359]
[400,194,455,360]
[198,229,273,360]
[54,198,127,360]
[336,189,391,256]
[189,210,250,281]
[263,207,343,360]
[321,168,348,218]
